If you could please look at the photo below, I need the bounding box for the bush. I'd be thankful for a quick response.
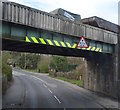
[37,56,51,73]
[2,64,12,81]
[2,52,12,81]
[38,62,49,73]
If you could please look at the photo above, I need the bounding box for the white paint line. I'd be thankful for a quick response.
[43,84,47,88]
[54,95,61,104]
[11,104,15,106]
[48,88,53,94]
[31,76,50,90]
[31,76,47,84]
[13,72,26,76]
[25,90,28,94]
[64,108,66,110]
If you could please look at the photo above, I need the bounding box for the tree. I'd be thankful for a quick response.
[50,56,68,72]
[2,51,12,81]
[37,55,51,73]
[25,53,40,69]
[15,53,41,69]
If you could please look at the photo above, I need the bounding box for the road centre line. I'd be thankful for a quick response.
[31,75,54,94]
[54,95,61,104]
[48,88,53,94]
[15,72,62,104]
[31,76,52,92]
[13,72,27,76]
[43,84,47,88]
[31,76,47,84]
[30,75,61,104]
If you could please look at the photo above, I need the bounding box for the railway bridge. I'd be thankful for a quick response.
[0,1,119,98]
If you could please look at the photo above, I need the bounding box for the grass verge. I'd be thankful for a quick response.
[25,68,49,74]
[49,75,84,87]
[25,69,38,73]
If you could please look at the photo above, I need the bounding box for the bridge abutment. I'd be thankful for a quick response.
[84,54,118,98]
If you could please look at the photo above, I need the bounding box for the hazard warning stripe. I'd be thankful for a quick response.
[95,48,100,52]
[72,44,77,48]
[39,38,46,44]
[91,47,96,51]
[87,46,91,50]
[81,48,86,50]
[66,42,71,48]
[46,39,54,45]
[25,36,102,52]
[31,37,39,43]
[26,36,31,42]
[99,49,102,52]
[60,41,66,47]
[77,46,102,52]
[54,40,60,46]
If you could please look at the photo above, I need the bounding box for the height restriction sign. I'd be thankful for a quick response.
[77,36,89,48]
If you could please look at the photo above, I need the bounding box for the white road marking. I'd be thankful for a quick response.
[25,90,28,94]
[13,71,63,105]
[11,104,15,106]
[43,84,47,88]
[14,72,48,86]
[31,75,61,104]
[54,95,61,104]
[64,108,66,110]
[13,72,26,76]
[31,76,54,94]
[31,76,47,84]
[48,88,53,94]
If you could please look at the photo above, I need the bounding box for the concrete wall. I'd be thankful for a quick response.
[84,54,118,98]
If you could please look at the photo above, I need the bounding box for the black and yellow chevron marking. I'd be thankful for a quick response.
[79,46,102,52]
[25,36,102,52]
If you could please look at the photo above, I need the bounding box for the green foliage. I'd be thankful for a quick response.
[2,64,12,81]
[50,56,68,72]
[2,52,11,64]
[10,52,21,66]
[2,51,12,81]
[18,54,25,69]
[50,56,77,72]
[8,52,85,81]
[49,57,85,81]
[67,64,77,71]
[37,56,51,73]
[26,54,40,69]
[25,68,38,73]
[17,53,41,69]
[50,76,83,87]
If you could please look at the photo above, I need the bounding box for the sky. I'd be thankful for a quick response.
[9,0,119,24]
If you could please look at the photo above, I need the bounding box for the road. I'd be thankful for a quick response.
[3,69,104,109]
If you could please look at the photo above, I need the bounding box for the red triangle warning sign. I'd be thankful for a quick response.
[77,36,89,48]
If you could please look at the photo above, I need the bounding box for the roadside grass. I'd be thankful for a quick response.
[25,68,49,74]
[49,75,84,87]
[25,69,38,73]
[24,69,84,87]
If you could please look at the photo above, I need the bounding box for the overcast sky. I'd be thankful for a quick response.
[9,0,119,24]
